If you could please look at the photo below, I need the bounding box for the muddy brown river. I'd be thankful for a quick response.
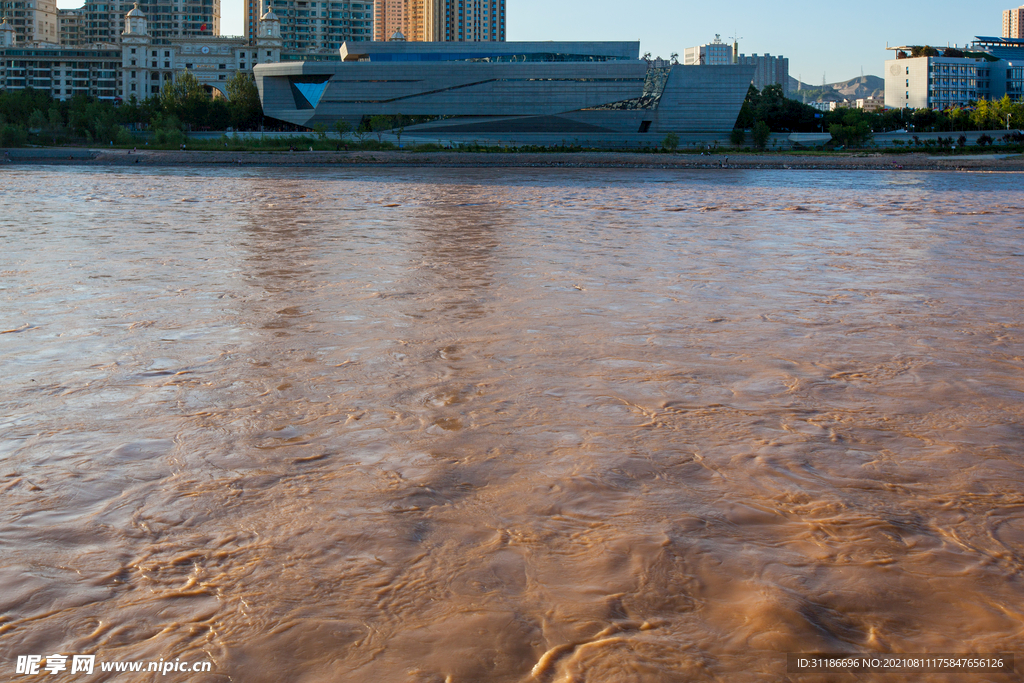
[1,167,1022,682]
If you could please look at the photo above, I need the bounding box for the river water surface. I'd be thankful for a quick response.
[1,167,1023,682]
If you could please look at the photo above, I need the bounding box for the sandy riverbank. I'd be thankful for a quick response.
[6,148,1024,170]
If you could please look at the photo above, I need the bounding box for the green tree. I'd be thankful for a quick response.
[730,128,746,146]
[971,98,1000,130]
[662,131,680,151]
[226,71,263,130]
[333,119,352,140]
[27,109,47,132]
[368,114,391,143]
[751,121,771,149]
[0,124,28,146]
[47,106,63,131]
[160,71,207,126]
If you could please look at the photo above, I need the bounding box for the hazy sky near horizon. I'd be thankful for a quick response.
[55,0,1014,84]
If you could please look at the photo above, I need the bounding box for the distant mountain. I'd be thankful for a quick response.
[787,75,884,102]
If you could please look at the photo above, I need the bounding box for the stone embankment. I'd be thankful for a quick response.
[5,148,1024,170]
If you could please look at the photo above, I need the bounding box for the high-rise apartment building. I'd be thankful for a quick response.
[1004,5,1024,39]
[59,8,87,46]
[736,53,789,96]
[0,0,59,44]
[442,0,502,41]
[373,0,504,43]
[246,0,372,50]
[74,0,219,46]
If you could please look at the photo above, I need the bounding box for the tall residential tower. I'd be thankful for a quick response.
[0,0,59,44]
[1004,5,1024,39]
[373,0,504,42]
[246,0,373,50]
[69,0,219,45]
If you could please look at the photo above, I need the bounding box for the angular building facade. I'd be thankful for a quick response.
[254,40,753,139]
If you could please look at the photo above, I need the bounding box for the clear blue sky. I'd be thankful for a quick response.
[57,0,1013,84]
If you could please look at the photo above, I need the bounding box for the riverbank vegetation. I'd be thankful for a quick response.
[4,77,1024,153]
[735,83,1024,150]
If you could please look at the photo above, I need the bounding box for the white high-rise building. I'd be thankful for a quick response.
[683,35,732,65]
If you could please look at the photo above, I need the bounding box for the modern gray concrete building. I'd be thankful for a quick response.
[254,40,755,139]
